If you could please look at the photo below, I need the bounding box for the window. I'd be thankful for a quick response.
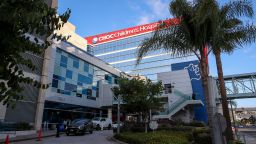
[52,79,58,88]
[87,89,92,97]
[78,74,92,84]
[164,84,173,94]
[66,69,73,79]
[60,55,68,68]
[73,60,79,68]
[64,82,77,92]
[84,63,89,72]
[82,89,87,95]
[53,74,65,81]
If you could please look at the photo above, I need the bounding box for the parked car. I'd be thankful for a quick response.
[66,119,93,135]
[92,117,112,130]
[112,121,123,129]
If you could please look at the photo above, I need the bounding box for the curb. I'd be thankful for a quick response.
[110,136,128,144]
[0,132,64,144]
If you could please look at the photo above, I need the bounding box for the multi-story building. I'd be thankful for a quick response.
[85,19,197,81]
[85,20,208,123]
[0,21,126,131]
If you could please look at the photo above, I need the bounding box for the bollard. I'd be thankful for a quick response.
[5,134,10,144]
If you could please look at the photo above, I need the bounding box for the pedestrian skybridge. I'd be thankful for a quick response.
[222,72,256,99]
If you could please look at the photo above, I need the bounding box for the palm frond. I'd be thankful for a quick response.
[169,0,193,18]
[222,0,254,18]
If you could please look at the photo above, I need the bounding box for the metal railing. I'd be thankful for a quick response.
[156,89,191,116]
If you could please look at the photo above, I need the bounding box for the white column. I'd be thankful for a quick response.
[34,45,54,130]
[0,102,7,121]
[107,108,112,119]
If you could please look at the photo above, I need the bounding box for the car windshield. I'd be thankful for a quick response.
[92,117,100,121]
[72,119,89,124]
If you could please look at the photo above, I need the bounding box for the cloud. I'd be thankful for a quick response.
[137,16,151,25]
[128,0,170,25]
[145,0,170,19]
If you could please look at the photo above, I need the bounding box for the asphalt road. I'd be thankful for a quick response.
[14,130,118,144]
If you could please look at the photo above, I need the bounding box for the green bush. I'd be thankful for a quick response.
[183,121,206,127]
[158,124,193,132]
[119,122,150,133]
[192,127,211,144]
[115,130,190,144]
[227,140,244,144]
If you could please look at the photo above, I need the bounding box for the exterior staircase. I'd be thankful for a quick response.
[153,90,203,119]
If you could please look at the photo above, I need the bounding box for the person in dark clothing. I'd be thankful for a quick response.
[56,123,60,137]
[56,112,61,138]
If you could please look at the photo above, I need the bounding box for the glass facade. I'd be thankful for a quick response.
[51,48,118,100]
[92,32,196,81]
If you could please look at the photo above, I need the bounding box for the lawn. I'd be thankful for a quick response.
[114,130,191,144]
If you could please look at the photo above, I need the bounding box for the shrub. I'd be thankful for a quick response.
[183,121,206,127]
[227,140,244,144]
[115,130,189,144]
[119,121,151,133]
[158,124,193,132]
[192,127,211,144]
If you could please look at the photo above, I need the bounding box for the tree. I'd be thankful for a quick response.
[137,0,256,141]
[249,115,256,124]
[0,0,70,107]
[112,77,163,133]
[209,0,256,141]
[137,0,215,138]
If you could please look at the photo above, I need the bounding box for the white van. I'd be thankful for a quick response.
[92,117,112,130]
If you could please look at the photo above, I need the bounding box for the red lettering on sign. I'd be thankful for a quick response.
[85,18,180,45]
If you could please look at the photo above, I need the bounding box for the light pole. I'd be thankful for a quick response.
[117,94,120,134]
[113,94,121,134]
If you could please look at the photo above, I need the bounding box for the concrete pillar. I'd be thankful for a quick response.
[34,46,53,130]
[0,102,7,121]
[107,108,112,119]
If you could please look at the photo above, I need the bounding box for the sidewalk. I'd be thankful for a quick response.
[0,130,60,144]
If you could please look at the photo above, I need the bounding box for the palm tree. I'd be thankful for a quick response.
[136,0,256,142]
[209,0,256,141]
[136,0,217,141]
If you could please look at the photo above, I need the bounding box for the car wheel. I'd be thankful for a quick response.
[66,132,69,136]
[90,130,93,134]
[108,124,111,130]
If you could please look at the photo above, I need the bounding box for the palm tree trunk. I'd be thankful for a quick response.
[200,50,214,143]
[215,50,234,142]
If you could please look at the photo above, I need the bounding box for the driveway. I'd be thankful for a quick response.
[15,130,118,144]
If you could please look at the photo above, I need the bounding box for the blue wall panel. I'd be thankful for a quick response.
[171,60,208,123]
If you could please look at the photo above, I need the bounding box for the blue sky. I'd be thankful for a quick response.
[58,0,256,107]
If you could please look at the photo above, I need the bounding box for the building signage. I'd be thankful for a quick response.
[85,18,180,45]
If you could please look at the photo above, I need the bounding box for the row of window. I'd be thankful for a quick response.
[94,33,152,51]
[94,41,141,55]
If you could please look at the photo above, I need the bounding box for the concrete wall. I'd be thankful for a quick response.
[172,107,195,123]
[56,22,87,51]
[157,69,193,108]
[99,83,114,107]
